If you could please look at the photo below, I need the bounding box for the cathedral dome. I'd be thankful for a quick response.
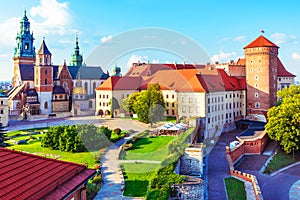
[73,86,86,95]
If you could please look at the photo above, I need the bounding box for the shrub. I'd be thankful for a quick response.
[114,128,122,135]
[122,143,133,150]
[93,176,102,184]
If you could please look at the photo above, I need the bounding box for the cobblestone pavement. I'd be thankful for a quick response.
[233,150,300,200]
[207,130,242,200]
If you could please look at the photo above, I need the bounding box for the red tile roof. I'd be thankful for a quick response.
[236,58,246,65]
[96,76,142,91]
[124,63,206,77]
[244,35,279,49]
[0,148,96,200]
[277,58,296,77]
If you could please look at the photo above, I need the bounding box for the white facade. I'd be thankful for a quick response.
[277,76,294,91]
[39,92,52,114]
[0,97,9,127]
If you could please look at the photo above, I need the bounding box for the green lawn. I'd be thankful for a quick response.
[8,140,99,168]
[124,136,175,161]
[121,163,161,197]
[224,177,247,200]
[264,151,295,174]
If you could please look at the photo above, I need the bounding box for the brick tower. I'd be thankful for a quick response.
[244,35,279,116]
[34,39,53,114]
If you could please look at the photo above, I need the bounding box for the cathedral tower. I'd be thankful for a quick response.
[244,35,279,116]
[13,10,36,86]
[70,34,83,66]
[34,39,53,114]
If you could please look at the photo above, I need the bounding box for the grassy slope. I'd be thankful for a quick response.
[121,163,161,197]
[224,177,247,200]
[8,141,97,168]
[264,151,295,174]
[124,136,175,161]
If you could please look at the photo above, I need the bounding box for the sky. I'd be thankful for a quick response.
[0,0,300,81]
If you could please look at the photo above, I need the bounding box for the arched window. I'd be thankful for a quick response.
[85,82,88,94]
[93,82,96,94]
[44,102,48,109]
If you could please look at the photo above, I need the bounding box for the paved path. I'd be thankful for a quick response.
[235,153,300,200]
[207,130,242,200]
[94,119,154,200]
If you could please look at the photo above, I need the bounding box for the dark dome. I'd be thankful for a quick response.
[53,86,66,94]
[26,89,38,97]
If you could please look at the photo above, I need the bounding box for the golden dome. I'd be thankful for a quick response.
[73,86,86,95]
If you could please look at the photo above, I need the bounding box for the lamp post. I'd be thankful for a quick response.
[293,147,295,160]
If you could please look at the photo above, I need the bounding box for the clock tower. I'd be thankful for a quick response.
[13,10,36,86]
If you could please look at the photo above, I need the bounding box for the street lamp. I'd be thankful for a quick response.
[293,147,295,160]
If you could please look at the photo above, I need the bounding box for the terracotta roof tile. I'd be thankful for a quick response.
[0,148,96,199]
[244,35,279,49]
[96,76,142,91]
[277,58,296,77]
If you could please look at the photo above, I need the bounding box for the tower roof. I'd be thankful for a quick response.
[21,10,29,22]
[38,39,52,55]
[244,35,279,49]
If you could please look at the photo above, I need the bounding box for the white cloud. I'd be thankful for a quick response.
[0,17,20,47]
[126,54,148,67]
[271,33,298,45]
[233,36,246,42]
[292,52,300,60]
[100,35,112,43]
[210,51,237,63]
[0,54,10,58]
[152,59,159,63]
[30,0,70,36]
[271,33,287,44]
[0,0,71,48]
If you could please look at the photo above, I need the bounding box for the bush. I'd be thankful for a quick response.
[41,124,113,153]
[93,176,102,184]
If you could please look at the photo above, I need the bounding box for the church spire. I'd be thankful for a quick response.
[14,10,35,58]
[70,34,83,67]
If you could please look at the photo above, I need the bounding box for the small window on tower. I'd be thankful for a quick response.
[25,43,29,50]
[45,69,47,75]
[255,102,260,108]
[45,79,48,85]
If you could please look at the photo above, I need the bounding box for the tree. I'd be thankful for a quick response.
[265,85,300,153]
[121,92,141,114]
[125,84,165,125]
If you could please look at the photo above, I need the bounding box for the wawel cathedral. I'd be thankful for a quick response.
[8,11,109,117]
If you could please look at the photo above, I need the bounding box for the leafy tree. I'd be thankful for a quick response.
[124,84,165,125]
[121,92,141,114]
[265,85,300,153]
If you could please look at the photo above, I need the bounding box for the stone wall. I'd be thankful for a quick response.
[225,131,267,200]
[180,146,203,176]
[170,184,203,200]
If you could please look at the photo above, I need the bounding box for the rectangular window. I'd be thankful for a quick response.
[106,95,109,99]
[0,109,3,114]
[99,95,101,98]
[172,110,175,115]
[166,102,169,107]
[172,102,175,107]
[172,94,175,99]
[166,94,169,99]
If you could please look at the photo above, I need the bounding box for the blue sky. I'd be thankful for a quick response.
[0,0,300,80]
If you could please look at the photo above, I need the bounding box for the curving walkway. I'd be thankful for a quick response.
[94,119,154,200]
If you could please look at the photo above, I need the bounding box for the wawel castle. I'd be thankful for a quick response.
[3,11,295,140]
[95,37,295,139]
